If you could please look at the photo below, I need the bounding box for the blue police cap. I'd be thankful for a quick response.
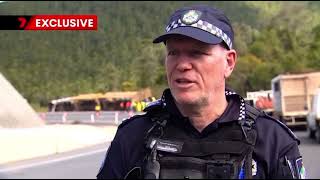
[153,5,234,50]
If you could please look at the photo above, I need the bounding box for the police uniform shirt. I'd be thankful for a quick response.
[97,88,304,179]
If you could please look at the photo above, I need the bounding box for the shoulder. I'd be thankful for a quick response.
[143,99,163,113]
[252,107,301,162]
[255,111,299,144]
[249,105,302,169]
[244,103,298,143]
[118,113,151,130]
[114,113,153,141]
[118,114,147,129]
[117,99,165,133]
[249,107,303,178]
[98,114,151,179]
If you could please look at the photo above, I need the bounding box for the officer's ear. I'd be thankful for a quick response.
[224,49,237,78]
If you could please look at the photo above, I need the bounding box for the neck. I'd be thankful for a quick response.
[176,91,228,133]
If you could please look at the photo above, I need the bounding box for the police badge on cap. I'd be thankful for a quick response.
[181,10,202,25]
[153,5,234,50]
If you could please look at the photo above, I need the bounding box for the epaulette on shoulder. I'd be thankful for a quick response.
[245,103,300,144]
[262,113,300,145]
[118,114,146,129]
[245,103,262,121]
[143,99,163,113]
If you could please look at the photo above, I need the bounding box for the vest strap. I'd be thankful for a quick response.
[176,141,251,157]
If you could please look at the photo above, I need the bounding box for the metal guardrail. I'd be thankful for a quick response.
[38,111,140,125]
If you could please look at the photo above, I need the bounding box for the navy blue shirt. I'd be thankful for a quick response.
[97,89,304,179]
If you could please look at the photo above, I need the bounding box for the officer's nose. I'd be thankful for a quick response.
[176,56,192,72]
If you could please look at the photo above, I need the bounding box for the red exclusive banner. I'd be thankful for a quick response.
[0,15,98,30]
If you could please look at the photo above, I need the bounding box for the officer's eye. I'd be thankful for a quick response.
[190,50,207,57]
[167,50,178,56]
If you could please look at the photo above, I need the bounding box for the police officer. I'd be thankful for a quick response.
[97,4,306,179]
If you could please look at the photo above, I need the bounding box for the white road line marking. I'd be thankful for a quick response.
[0,148,107,173]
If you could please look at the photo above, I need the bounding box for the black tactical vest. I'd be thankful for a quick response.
[141,97,259,179]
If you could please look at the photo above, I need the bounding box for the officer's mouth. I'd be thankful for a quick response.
[174,78,195,88]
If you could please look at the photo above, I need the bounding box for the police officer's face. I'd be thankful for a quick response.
[165,36,237,106]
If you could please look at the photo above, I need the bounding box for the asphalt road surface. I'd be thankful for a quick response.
[0,143,110,179]
[294,130,320,179]
[0,131,319,179]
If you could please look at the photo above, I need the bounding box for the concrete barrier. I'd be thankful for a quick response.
[0,124,118,164]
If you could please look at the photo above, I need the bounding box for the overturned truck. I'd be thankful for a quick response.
[48,88,153,112]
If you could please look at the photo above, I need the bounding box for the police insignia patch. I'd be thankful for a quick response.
[252,159,257,176]
[296,157,306,179]
[181,10,202,25]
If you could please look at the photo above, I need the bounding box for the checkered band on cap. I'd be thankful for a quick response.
[165,19,233,49]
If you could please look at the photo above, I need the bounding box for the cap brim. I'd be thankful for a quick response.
[153,26,223,45]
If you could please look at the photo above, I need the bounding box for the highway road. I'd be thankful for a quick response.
[0,131,319,179]
[295,131,320,179]
[0,143,110,179]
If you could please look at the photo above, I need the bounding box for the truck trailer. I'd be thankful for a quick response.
[271,72,320,127]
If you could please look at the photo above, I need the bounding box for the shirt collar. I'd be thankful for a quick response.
[161,88,246,129]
